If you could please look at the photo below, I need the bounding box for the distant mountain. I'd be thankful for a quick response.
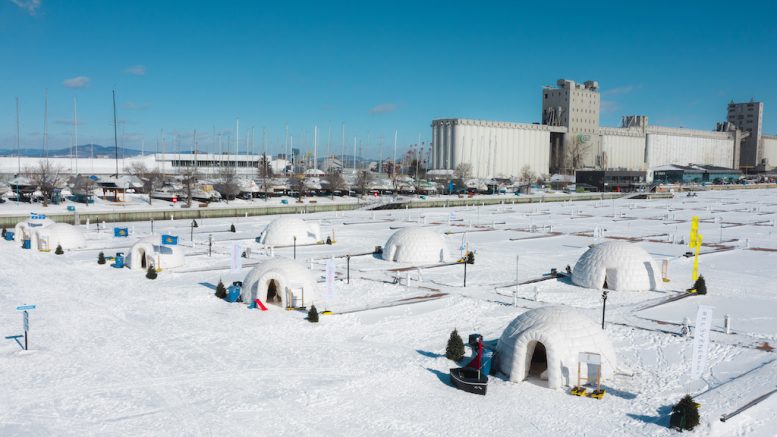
[0,144,144,158]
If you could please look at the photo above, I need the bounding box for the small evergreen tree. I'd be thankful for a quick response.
[97,252,106,265]
[670,394,700,431]
[230,224,236,233]
[445,328,465,361]
[146,265,158,279]
[693,275,707,295]
[466,251,475,264]
[307,305,319,323]
[1,228,6,238]
[55,244,64,255]
[215,280,227,299]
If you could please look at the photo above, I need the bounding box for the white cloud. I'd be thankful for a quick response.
[369,103,397,115]
[9,0,41,16]
[123,101,150,110]
[54,119,85,126]
[600,100,618,114]
[602,84,641,96]
[63,76,90,89]
[125,65,146,76]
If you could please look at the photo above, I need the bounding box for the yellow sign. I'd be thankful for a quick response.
[689,216,703,282]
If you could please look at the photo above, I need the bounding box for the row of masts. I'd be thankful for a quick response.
[12,94,431,177]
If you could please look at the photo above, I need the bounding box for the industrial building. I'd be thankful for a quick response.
[431,78,772,180]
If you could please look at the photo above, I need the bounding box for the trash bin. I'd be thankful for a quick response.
[113,252,125,268]
[67,205,76,212]
[226,284,242,303]
[4,231,14,241]
[22,239,31,249]
[281,199,289,205]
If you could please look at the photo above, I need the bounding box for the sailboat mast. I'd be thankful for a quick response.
[44,89,48,160]
[112,90,119,177]
[74,97,79,174]
[313,125,318,170]
[16,97,21,174]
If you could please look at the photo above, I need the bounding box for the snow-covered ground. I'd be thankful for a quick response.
[2,189,776,436]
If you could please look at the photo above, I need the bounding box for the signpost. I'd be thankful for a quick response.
[16,304,35,350]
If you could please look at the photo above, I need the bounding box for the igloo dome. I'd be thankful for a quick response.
[127,234,185,270]
[258,216,321,247]
[381,227,449,264]
[495,306,617,389]
[571,241,661,291]
[32,223,86,251]
[14,217,55,243]
[241,258,317,308]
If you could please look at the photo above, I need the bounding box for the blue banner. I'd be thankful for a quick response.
[30,212,47,220]
[114,227,129,237]
[161,234,178,245]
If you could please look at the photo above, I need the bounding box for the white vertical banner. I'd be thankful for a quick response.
[230,243,242,272]
[690,305,714,380]
[325,258,336,299]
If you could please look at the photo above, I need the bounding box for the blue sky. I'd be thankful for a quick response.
[1,0,776,157]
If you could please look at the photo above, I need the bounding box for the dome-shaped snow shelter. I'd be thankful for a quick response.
[381,227,449,264]
[495,306,617,389]
[241,258,317,308]
[32,223,86,251]
[127,235,185,270]
[14,217,55,243]
[571,241,661,291]
[258,216,321,247]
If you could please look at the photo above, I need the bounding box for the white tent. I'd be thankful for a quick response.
[571,241,661,291]
[241,258,317,308]
[14,217,55,243]
[382,227,449,264]
[258,216,321,247]
[32,223,86,251]
[495,306,617,389]
[127,235,185,270]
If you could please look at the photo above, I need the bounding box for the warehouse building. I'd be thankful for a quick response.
[431,78,764,179]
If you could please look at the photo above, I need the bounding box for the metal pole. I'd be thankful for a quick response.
[151,218,154,234]
[346,255,351,284]
[463,258,467,287]
[601,290,608,330]
[208,234,212,257]
[293,236,297,259]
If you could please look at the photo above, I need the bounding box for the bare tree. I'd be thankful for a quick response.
[354,170,372,196]
[290,173,306,201]
[257,155,274,201]
[25,160,66,207]
[125,162,163,204]
[566,134,592,172]
[215,165,240,204]
[519,164,535,183]
[178,163,200,208]
[323,168,346,199]
[454,162,472,180]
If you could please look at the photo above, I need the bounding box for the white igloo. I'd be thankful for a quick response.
[241,258,317,308]
[571,241,661,291]
[381,227,449,264]
[495,306,617,389]
[127,235,185,270]
[32,223,86,251]
[258,216,321,247]
[14,217,55,243]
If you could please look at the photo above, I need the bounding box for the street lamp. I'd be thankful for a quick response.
[601,289,609,330]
